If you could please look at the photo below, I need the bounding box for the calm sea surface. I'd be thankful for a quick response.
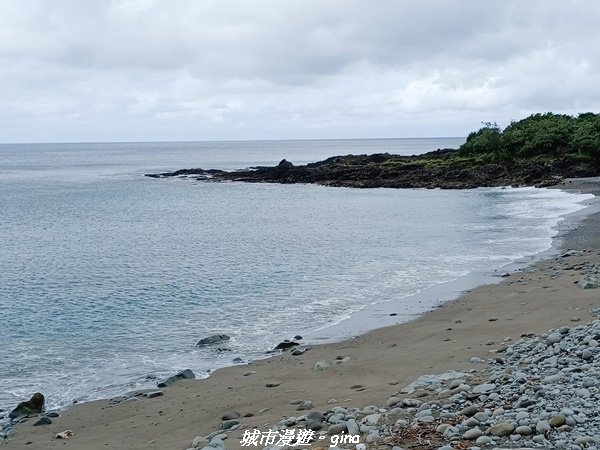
[0,138,593,411]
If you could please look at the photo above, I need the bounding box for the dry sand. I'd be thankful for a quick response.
[5,179,600,450]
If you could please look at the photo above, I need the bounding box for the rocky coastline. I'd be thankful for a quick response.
[145,149,600,189]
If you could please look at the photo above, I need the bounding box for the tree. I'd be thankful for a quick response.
[459,122,501,156]
[571,113,600,165]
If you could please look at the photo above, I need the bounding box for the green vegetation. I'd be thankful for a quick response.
[459,112,600,165]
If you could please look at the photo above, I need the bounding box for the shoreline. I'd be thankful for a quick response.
[4,178,600,450]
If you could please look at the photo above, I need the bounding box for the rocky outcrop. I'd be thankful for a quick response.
[146,150,599,189]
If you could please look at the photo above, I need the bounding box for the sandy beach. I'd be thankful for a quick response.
[4,179,600,450]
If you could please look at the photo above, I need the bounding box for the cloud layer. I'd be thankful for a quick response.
[1,0,599,142]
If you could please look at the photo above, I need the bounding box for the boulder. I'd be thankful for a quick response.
[157,369,196,387]
[9,393,44,420]
[272,340,300,351]
[196,334,231,346]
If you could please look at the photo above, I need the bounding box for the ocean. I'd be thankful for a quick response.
[0,138,594,413]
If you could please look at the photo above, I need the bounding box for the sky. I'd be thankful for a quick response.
[1,0,599,143]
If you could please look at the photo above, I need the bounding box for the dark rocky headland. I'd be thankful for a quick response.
[147,113,600,189]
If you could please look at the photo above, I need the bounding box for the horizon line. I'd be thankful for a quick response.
[0,136,466,146]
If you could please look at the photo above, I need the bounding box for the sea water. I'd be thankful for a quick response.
[0,138,593,412]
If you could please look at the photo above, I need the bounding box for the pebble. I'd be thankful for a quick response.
[472,383,495,394]
[515,425,533,435]
[488,422,514,437]
[459,405,479,417]
[220,419,239,430]
[385,396,400,406]
[192,436,209,448]
[296,400,313,411]
[549,413,566,427]
[463,428,482,440]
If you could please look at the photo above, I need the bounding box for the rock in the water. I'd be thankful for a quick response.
[157,369,196,387]
[9,393,45,420]
[221,412,240,421]
[265,381,281,388]
[272,340,300,351]
[196,334,231,346]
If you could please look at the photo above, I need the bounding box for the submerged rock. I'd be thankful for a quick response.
[9,393,44,420]
[196,334,231,346]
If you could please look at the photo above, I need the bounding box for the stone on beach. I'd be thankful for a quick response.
[55,430,74,439]
[578,275,599,288]
[313,360,329,371]
[157,369,196,387]
[487,422,514,436]
[32,416,52,426]
[400,370,472,393]
[306,411,325,430]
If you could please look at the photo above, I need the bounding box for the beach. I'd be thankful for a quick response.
[4,178,600,450]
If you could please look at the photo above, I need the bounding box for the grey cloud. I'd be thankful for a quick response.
[1,0,600,142]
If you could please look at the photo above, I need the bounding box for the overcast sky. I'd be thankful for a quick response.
[1,0,599,143]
